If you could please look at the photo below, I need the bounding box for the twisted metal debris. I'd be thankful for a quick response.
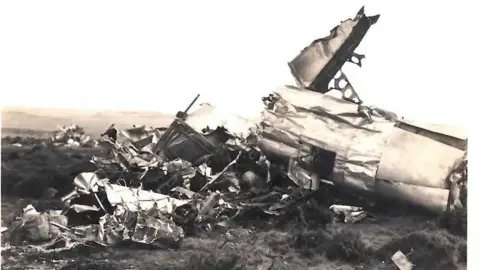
[51,124,98,147]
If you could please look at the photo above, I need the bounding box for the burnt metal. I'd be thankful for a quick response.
[288,7,379,94]
[153,119,217,163]
[347,52,365,67]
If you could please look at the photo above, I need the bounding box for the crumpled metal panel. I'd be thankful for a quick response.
[257,137,305,161]
[261,95,357,160]
[288,7,379,93]
[119,125,163,145]
[260,85,396,187]
[132,211,185,245]
[259,85,463,213]
[271,85,362,124]
[73,172,101,193]
[153,119,218,163]
[103,183,189,213]
[376,127,465,189]
[287,158,320,190]
[341,121,395,192]
[185,103,258,139]
[330,205,367,224]
[96,213,125,246]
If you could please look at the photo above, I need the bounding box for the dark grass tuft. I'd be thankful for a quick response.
[325,230,373,263]
[438,208,467,238]
[292,229,333,258]
[1,145,100,198]
[58,261,119,270]
[376,229,466,269]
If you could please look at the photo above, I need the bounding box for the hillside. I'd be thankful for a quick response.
[1,107,174,137]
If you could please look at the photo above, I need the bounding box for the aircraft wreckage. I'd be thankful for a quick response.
[4,7,467,249]
[144,7,466,215]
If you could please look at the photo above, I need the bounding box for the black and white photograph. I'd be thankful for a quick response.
[0,1,474,269]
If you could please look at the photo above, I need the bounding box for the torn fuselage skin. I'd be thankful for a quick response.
[258,85,467,214]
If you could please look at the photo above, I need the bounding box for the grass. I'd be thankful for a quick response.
[1,145,101,198]
[1,128,53,139]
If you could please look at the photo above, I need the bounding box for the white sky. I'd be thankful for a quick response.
[0,1,475,127]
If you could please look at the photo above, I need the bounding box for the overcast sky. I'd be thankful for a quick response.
[0,1,475,127]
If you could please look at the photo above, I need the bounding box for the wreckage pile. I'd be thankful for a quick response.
[4,119,366,250]
[1,125,96,148]
[51,124,97,147]
[2,8,467,259]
